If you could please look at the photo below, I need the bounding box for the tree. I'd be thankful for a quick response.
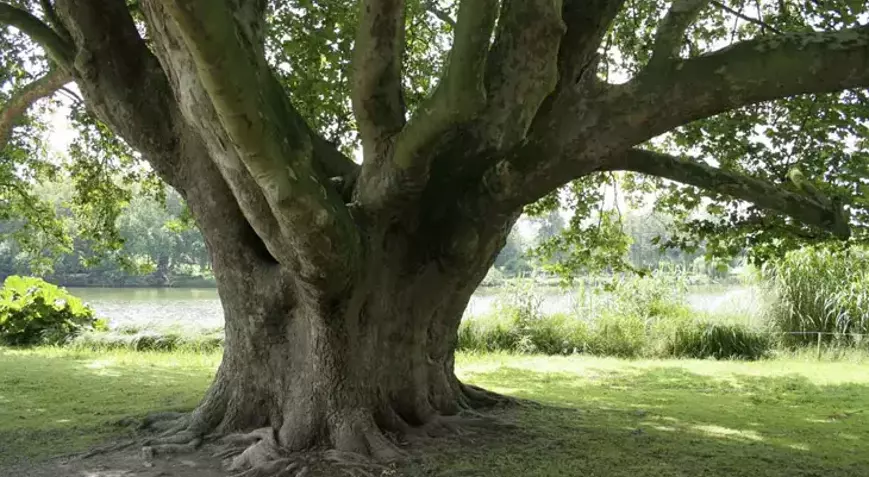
[116,189,210,284]
[1,0,866,474]
[493,227,531,276]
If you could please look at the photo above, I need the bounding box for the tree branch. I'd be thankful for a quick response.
[38,0,71,42]
[159,0,361,284]
[0,1,73,67]
[622,24,869,149]
[606,148,850,238]
[351,0,406,160]
[481,0,566,150]
[355,0,497,212]
[471,23,869,219]
[0,68,70,150]
[556,0,626,89]
[392,0,497,165]
[711,0,782,35]
[424,0,455,28]
[650,0,711,66]
[527,0,626,145]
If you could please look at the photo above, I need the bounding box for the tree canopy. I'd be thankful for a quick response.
[0,1,865,275]
[0,1,866,280]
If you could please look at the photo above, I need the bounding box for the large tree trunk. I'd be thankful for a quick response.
[180,203,514,468]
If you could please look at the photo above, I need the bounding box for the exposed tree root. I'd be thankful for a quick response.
[74,439,138,460]
[138,411,205,460]
[462,383,517,409]
[139,411,190,433]
[214,431,392,477]
[128,383,517,476]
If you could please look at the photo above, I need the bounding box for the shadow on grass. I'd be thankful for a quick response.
[3,349,868,476]
[0,348,215,466]
[411,366,869,477]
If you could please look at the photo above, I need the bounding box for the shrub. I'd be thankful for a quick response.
[524,313,590,355]
[763,245,869,346]
[0,276,106,345]
[586,312,647,358]
[480,267,506,288]
[664,321,771,360]
[609,269,691,320]
[69,329,224,352]
[458,311,522,353]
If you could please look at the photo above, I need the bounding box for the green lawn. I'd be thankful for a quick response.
[1,348,868,476]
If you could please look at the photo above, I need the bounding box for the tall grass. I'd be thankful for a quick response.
[763,245,869,346]
[459,272,770,360]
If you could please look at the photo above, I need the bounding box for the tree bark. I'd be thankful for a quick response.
[183,199,514,467]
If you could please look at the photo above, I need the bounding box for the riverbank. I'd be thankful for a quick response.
[2,348,868,476]
[64,280,758,332]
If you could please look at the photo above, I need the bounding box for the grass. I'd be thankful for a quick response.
[2,348,869,476]
[0,347,219,463]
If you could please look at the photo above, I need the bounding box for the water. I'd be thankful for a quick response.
[71,284,760,331]
[71,287,223,331]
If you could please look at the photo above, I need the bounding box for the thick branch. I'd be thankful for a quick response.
[38,0,71,42]
[650,0,711,66]
[607,148,850,238]
[355,0,497,212]
[159,0,360,286]
[54,0,179,179]
[0,68,70,149]
[481,0,565,150]
[392,0,497,166]
[627,24,869,148]
[527,0,626,143]
[557,0,626,88]
[351,0,406,160]
[510,22,869,204]
[0,2,73,67]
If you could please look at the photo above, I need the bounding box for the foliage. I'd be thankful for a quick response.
[69,328,224,352]
[665,321,771,360]
[0,181,211,286]
[479,266,506,287]
[458,276,772,360]
[0,275,104,345]
[608,268,691,320]
[493,227,533,277]
[762,244,869,345]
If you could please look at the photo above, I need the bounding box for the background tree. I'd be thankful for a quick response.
[493,227,532,276]
[1,0,867,475]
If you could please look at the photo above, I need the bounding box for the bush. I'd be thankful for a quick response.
[524,313,589,355]
[480,267,506,288]
[609,269,691,319]
[0,276,106,345]
[586,313,647,358]
[763,245,869,346]
[69,329,224,352]
[458,311,523,353]
[458,276,771,360]
[664,321,771,360]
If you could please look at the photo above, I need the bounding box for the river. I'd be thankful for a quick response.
[70,284,762,332]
